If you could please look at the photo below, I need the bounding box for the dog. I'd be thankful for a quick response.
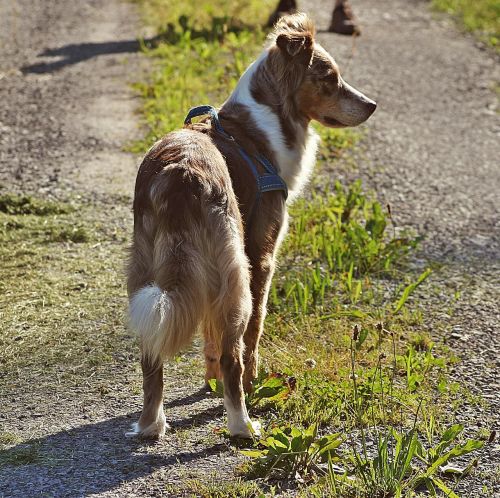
[126,13,376,439]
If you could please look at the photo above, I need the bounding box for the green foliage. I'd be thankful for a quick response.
[46,226,90,243]
[394,269,432,314]
[242,424,343,479]
[208,370,295,408]
[242,329,485,496]
[271,181,419,313]
[432,0,500,49]
[398,344,446,393]
[315,125,361,161]
[129,5,269,153]
[248,372,296,408]
[131,28,262,152]
[328,425,483,497]
[0,193,72,216]
[131,0,275,33]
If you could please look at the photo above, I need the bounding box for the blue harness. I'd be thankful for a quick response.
[184,106,288,220]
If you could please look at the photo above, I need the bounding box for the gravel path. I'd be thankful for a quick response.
[0,0,498,496]
[0,0,140,199]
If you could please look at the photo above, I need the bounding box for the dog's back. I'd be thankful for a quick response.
[128,128,252,365]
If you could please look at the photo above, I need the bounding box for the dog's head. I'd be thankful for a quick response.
[268,13,376,127]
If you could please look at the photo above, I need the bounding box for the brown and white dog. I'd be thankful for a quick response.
[126,13,376,438]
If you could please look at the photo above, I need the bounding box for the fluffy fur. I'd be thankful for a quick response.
[127,13,376,438]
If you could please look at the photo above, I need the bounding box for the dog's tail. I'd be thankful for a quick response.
[129,279,200,365]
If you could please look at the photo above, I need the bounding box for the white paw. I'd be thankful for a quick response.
[249,419,261,437]
[125,413,169,438]
[228,417,261,439]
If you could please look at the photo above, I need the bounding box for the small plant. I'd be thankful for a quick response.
[248,372,296,408]
[183,476,267,498]
[409,333,434,352]
[47,226,90,243]
[397,345,446,393]
[242,424,343,479]
[0,432,22,448]
[393,269,431,314]
[328,425,483,497]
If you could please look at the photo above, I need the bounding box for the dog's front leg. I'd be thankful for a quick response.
[242,257,276,393]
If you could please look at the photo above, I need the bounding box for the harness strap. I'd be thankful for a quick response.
[184,105,288,202]
[184,105,233,140]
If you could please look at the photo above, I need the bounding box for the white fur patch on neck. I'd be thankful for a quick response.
[226,51,319,202]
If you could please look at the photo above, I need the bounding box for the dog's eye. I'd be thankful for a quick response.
[320,74,339,96]
[321,72,339,85]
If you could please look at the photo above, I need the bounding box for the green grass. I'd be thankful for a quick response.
[0,193,73,216]
[432,0,500,49]
[180,477,267,497]
[270,180,419,313]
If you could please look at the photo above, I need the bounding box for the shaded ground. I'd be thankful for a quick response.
[0,0,498,496]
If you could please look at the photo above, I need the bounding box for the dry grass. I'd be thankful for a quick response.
[0,195,136,392]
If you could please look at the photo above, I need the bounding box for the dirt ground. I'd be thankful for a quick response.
[0,0,498,496]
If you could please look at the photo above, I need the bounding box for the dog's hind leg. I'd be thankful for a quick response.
[203,324,221,386]
[216,270,260,437]
[126,353,168,438]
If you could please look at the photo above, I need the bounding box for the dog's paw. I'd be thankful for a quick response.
[228,418,261,439]
[125,414,169,439]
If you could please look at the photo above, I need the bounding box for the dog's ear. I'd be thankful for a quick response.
[276,32,313,64]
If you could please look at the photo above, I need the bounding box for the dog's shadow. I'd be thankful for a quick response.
[0,388,229,496]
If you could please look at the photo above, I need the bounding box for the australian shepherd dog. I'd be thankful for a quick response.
[127,13,376,438]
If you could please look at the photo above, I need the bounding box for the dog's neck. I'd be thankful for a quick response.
[222,51,319,200]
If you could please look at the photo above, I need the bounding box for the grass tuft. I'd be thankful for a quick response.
[0,432,22,448]
[0,443,41,467]
[0,193,72,216]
